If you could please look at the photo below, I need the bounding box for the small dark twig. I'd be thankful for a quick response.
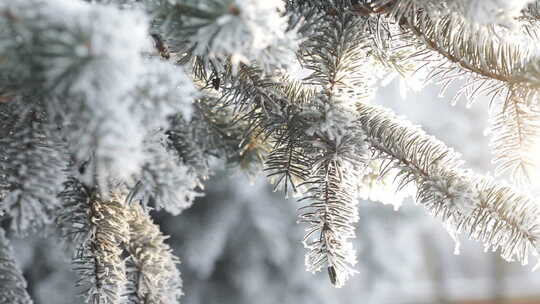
[150,33,170,60]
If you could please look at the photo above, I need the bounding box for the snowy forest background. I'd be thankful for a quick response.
[12,81,540,304]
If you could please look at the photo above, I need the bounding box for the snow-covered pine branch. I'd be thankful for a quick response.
[216,63,367,286]
[133,134,203,215]
[125,61,200,215]
[58,178,183,303]
[297,115,365,287]
[214,30,369,285]
[0,0,196,193]
[57,179,130,304]
[356,102,540,265]
[387,0,540,184]
[144,0,300,71]
[0,102,67,237]
[125,204,183,304]
[0,228,33,304]
[429,0,536,27]
[226,57,540,284]
[5,0,540,298]
[488,87,540,185]
[291,7,370,283]
[0,0,149,186]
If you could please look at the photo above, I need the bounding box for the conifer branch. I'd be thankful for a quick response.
[4,0,540,295]
[215,66,365,286]
[144,0,299,71]
[299,2,379,101]
[297,134,363,288]
[213,4,371,285]
[488,86,540,185]
[0,102,67,236]
[134,135,203,215]
[387,0,540,182]
[125,204,182,304]
[395,4,532,84]
[197,20,540,285]
[357,102,540,265]
[58,179,130,304]
[167,93,269,179]
[215,4,373,283]
[265,144,311,193]
[0,228,33,304]
[0,0,152,188]
[284,5,371,287]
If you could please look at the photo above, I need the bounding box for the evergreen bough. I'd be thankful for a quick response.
[2,0,540,301]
